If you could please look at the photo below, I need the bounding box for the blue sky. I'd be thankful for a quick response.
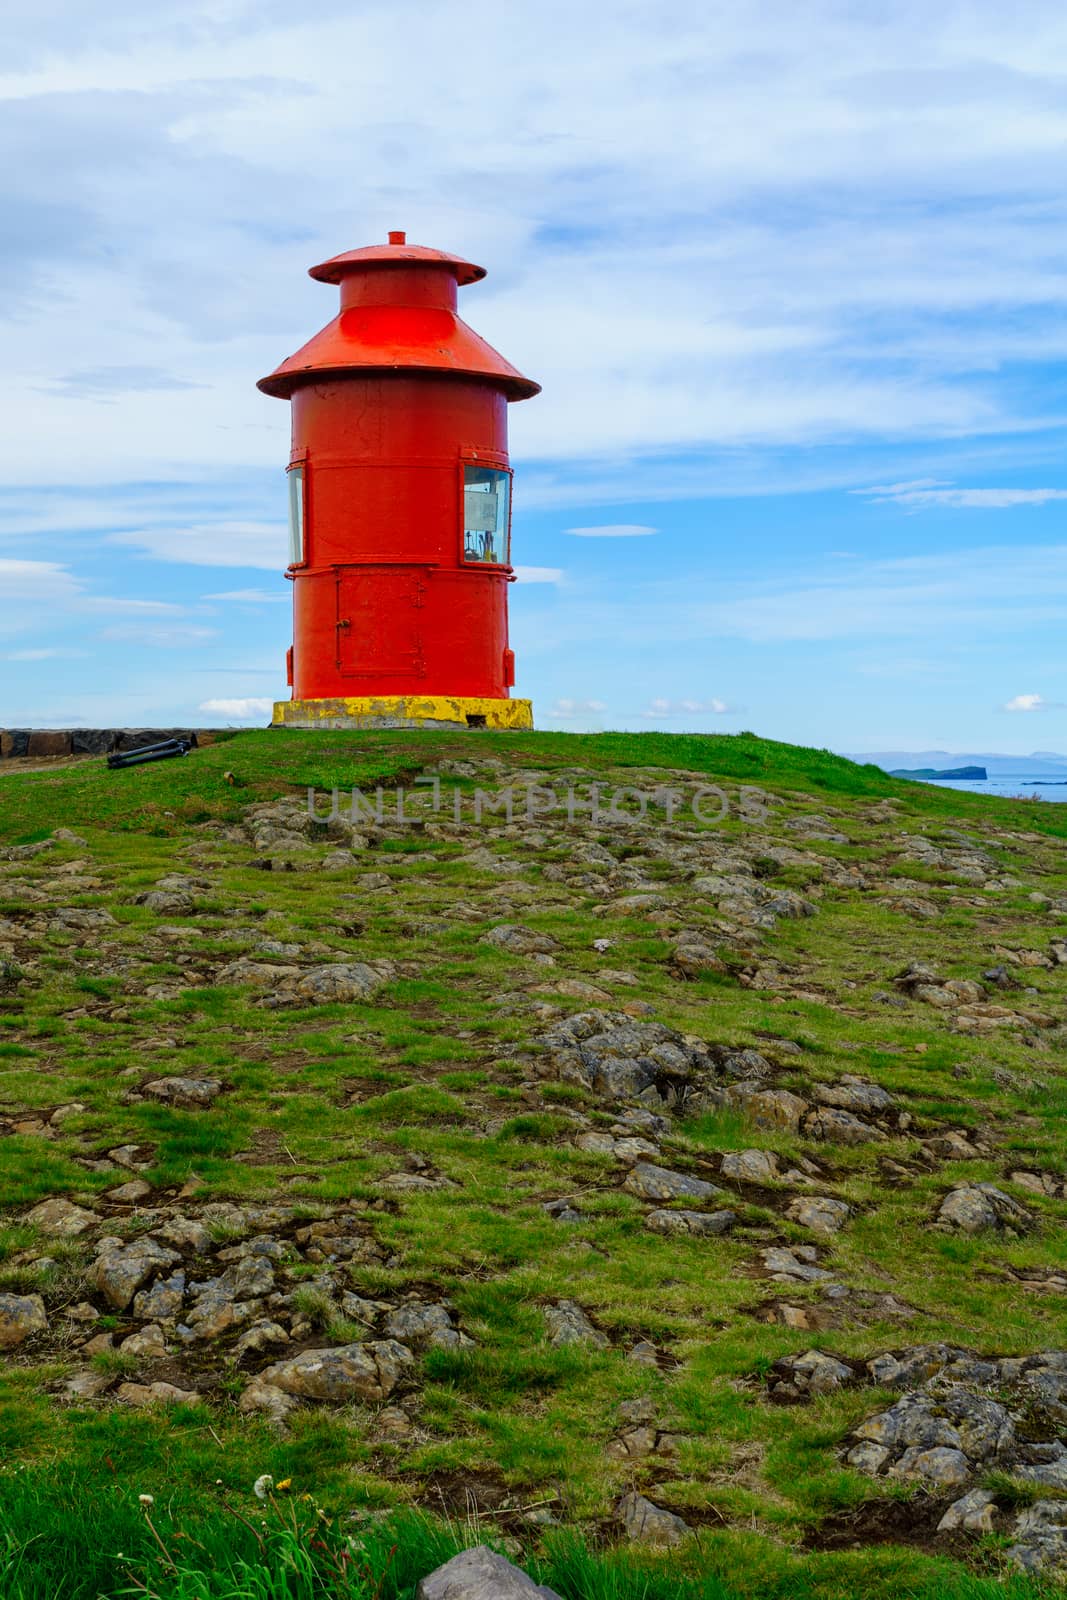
[5,0,1067,752]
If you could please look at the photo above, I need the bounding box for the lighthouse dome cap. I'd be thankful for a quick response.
[308,231,486,286]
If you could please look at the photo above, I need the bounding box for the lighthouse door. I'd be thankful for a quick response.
[335,567,426,678]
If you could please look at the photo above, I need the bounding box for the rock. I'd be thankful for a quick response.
[814,1077,894,1114]
[938,1184,1033,1234]
[416,1544,563,1599]
[760,1246,833,1283]
[133,1271,186,1321]
[116,1381,200,1407]
[802,1108,883,1144]
[671,937,725,977]
[616,1491,691,1546]
[119,1323,168,1359]
[383,1302,472,1350]
[720,1149,780,1184]
[846,1440,890,1474]
[50,907,116,931]
[88,1238,181,1310]
[24,1197,97,1237]
[61,1369,114,1401]
[623,1163,724,1203]
[238,1379,298,1423]
[480,924,558,956]
[1007,1501,1067,1573]
[733,1088,808,1131]
[142,1077,222,1108]
[0,1293,47,1348]
[106,1180,153,1204]
[542,1300,609,1348]
[892,1445,971,1487]
[135,890,196,916]
[773,1349,853,1394]
[292,963,388,1004]
[152,1218,212,1254]
[257,1340,414,1402]
[785,1196,851,1236]
[645,1208,735,1236]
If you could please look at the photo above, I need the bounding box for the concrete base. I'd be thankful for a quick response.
[272,695,534,731]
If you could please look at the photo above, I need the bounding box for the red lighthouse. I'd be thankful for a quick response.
[259,231,539,730]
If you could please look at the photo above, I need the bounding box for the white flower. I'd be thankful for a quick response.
[253,1474,274,1500]
[139,1494,154,1507]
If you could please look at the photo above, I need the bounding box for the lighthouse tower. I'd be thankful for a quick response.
[259,231,540,730]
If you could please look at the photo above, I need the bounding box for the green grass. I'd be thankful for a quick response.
[1,727,1066,1597]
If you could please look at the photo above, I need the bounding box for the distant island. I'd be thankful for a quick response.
[889,765,987,781]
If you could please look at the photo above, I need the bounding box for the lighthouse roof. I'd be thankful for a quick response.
[258,232,539,402]
[308,236,486,286]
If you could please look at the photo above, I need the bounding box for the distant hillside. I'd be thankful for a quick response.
[850,747,1067,778]
[889,765,987,781]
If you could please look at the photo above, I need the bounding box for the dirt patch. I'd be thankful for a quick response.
[804,1492,977,1560]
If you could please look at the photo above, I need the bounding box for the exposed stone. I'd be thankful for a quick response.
[133,1271,186,1321]
[143,1077,222,1108]
[88,1238,181,1311]
[802,1108,883,1144]
[480,924,558,956]
[382,1302,472,1350]
[0,1293,47,1348]
[760,1245,834,1282]
[119,1323,168,1359]
[785,1196,851,1236]
[116,1381,200,1407]
[720,1149,781,1183]
[616,1491,691,1546]
[814,1077,894,1115]
[257,1340,414,1402]
[892,1445,971,1487]
[106,1179,153,1204]
[938,1184,1033,1234]
[730,1087,808,1132]
[543,1300,609,1348]
[623,1162,724,1203]
[771,1349,854,1395]
[645,1207,736,1236]
[292,963,388,1005]
[24,1197,97,1237]
[416,1545,563,1599]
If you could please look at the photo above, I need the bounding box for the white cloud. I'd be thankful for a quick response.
[2,647,87,660]
[640,696,733,718]
[203,587,288,603]
[564,525,658,538]
[550,697,608,717]
[513,566,564,584]
[6,0,1067,493]
[108,523,285,569]
[1003,692,1065,712]
[199,696,275,719]
[100,623,219,647]
[858,483,1067,509]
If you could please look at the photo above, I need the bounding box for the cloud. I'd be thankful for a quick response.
[108,523,286,569]
[640,696,733,718]
[203,587,288,603]
[1002,693,1065,712]
[41,365,204,402]
[549,697,608,717]
[564,525,658,538]
[512,566,564,584]
[858,482,1067,509]
[99,623,219,646]
[2,647,88,660]
[199,696,275,719]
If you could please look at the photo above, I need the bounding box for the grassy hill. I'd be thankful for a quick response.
[0,728,1065,1599]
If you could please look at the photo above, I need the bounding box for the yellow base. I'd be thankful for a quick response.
[272,694,534,731]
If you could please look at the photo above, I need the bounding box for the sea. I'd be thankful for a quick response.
[913,775,1067,803]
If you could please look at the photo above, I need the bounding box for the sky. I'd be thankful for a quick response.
[5,0,1067,753]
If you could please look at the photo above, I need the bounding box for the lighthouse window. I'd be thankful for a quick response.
[463,466,510,565]
[287,465,305,565]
